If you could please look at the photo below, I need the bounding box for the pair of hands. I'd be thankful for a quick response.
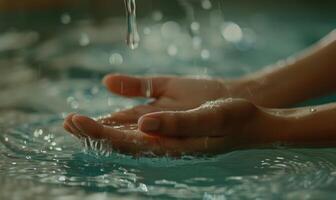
[64,74,275,156]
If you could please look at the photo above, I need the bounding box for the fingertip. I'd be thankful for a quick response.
[64,112,76,123]
[102,74,127,94]
[72,114,104,138]
[102,74,116,86]
[63,122,72,133]
[138,116,161,133]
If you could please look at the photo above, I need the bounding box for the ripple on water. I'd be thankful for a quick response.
[2,116,336,199]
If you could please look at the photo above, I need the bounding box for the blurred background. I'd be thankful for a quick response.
[0,0,335,114]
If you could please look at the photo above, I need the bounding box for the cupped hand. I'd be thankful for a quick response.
[64,98,275,156]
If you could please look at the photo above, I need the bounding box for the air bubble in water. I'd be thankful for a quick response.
[124,0,140,49]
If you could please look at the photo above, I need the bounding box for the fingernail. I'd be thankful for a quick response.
[72,114,84,131]
[139,117,160,132]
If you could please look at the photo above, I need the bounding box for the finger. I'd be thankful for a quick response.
[71,115,150,154]
[138,106,225,137]
[103,74,171,98]
[71,115,232,156]
[138,99,257,137]
[72,115,105,139]
[64,113,82,136]
[104,105,167,124]
[63,123,73,134]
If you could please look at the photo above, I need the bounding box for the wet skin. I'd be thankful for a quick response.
[63,75,278,156]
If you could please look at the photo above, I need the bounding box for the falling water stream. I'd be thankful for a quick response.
[124,0,140,50]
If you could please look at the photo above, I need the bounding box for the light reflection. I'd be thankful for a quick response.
[109,53,124,65]
[221,22,243,43]
[201,0,212,10]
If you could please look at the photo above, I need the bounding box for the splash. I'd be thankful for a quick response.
[81,137,113,157]
[124,0,140,49]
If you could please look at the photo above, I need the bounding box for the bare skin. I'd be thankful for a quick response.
[64,30,336,156]
[64,99,283,156]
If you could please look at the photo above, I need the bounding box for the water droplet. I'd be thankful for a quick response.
[201,0,212,10]
[143,27,151,35]
[310,108,317,113]
[109,53,124,65]
[58,176,66,182]
[91,86,99,95]
[190,21,200,34]
[55,147,63,151]
[167,44,178,56]
[60,13,71,24]
[67,96,80,109]
[138,183,148,192]
[79,33,90,46]
[143,79,153,98]
[201,49,210,60]
[161,21,181,39]
[33,129,43,137]
[152,10,163,21]
[192,36,202,49]
[124,0,140,49]
[221,22,243,43]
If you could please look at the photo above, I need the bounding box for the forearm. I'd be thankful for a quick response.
[263,103,336,147]
[230,30,336,108]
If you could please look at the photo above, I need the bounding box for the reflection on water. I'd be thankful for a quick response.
[0,1,336,199]
[2,119,336,199]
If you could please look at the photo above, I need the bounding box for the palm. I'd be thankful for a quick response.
[155,77,226,109]
[103,75,228,123]
[64,114,232,156]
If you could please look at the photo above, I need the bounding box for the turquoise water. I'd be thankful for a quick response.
[1,1,336,199]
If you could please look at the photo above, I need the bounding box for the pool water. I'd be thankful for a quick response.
[0,1,336,199]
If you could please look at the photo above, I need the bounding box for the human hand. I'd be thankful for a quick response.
[102,74,237,123]
[64,98,276,156]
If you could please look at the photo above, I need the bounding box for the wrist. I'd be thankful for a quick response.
[243,107,297,146]
[224,76,266,105]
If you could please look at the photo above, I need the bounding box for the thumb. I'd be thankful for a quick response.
[138,98,257,137]
[138,103,225,137]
